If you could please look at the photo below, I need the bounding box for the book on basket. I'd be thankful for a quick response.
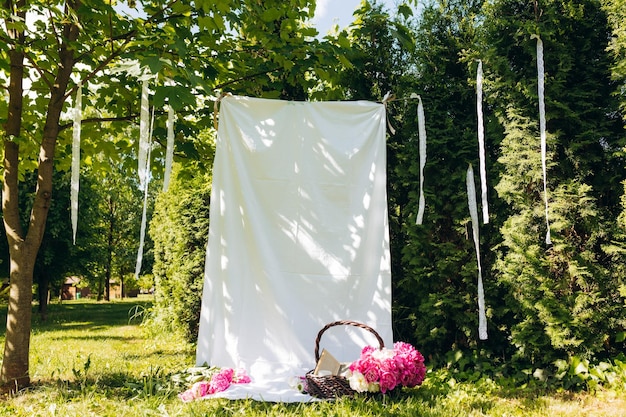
[313,349,341,376]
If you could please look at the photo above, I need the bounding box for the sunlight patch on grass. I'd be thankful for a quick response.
[59,321,94,326]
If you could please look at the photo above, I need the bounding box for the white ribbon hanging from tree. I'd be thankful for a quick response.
[476,60,489,224]
[416,95,427,225]
[467,164,488,340]
[71,82,82,244]
[138,79,150,188]
[163,104,175,192]
[135,108,154,280]
[536,36,552,244]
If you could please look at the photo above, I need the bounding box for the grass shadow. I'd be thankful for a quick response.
[0,299,154,337]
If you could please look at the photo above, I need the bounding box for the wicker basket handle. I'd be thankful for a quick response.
[314,320,385,362]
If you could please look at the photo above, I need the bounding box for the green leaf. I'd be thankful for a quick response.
[261,9,283,22]
[142,56,164,74]
[398,4,413,19]
[198,16,216,30]
[337,53,353,69]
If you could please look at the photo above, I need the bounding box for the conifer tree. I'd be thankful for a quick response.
[150,156,213,342]
[484,0,626,364]
[390,0,508,358]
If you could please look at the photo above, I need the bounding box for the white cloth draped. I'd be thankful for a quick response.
[196,96,393,401]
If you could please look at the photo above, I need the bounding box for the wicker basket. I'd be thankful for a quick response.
[305,320,385,399]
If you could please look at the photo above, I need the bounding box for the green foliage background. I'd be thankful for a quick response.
[1,0,624,382]
[143,0,626,377]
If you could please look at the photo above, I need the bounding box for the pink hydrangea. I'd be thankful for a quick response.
[209,368,234,393]
[233,368,251,383]
[178,380,211,402]
[178,367,252,402]
[347,341,426,395]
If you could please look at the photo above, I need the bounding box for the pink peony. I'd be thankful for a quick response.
[362,363,381,383]
[233,368,251,384]
[347,341,426,394]
[361,345,377,355]
[178,380,211,402]
[378,371,398,394]
[209,368,235,393]
[178,367,252,401]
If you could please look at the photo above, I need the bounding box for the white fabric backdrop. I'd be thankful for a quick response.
[195,95,393,401]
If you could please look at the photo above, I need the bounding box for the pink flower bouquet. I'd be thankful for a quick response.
[178,367,251,402]
[347,342,426,394]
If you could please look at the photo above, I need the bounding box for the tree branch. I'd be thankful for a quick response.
[22,53,54,91]
[65,0,185,101]
[58,114,139,132]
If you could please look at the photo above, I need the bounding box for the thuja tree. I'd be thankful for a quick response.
[389,0,513,360]
[604,0,626,327]
[150,156,213,342]
[484,0,626,365]
[602,0,626,117]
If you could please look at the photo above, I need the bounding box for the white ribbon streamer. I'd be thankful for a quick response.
[476,60,489,224]
[71,82,82,244]
[163,105,175,192]
[416,95,427,224]
[382,91,396,134]
[135,108,154,280]
[536,37,552,244]
[467,164,488,340]
[138,79,150,187]
[134,161,150,280]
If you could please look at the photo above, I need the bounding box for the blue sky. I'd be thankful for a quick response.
[311,0,398,35]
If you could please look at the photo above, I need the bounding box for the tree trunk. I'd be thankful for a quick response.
[0,246,37,393]
[0,1,80,392]
[97,277,103,301]
[1,0,29,392]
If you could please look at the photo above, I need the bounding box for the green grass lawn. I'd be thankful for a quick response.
[0,299,624,416]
